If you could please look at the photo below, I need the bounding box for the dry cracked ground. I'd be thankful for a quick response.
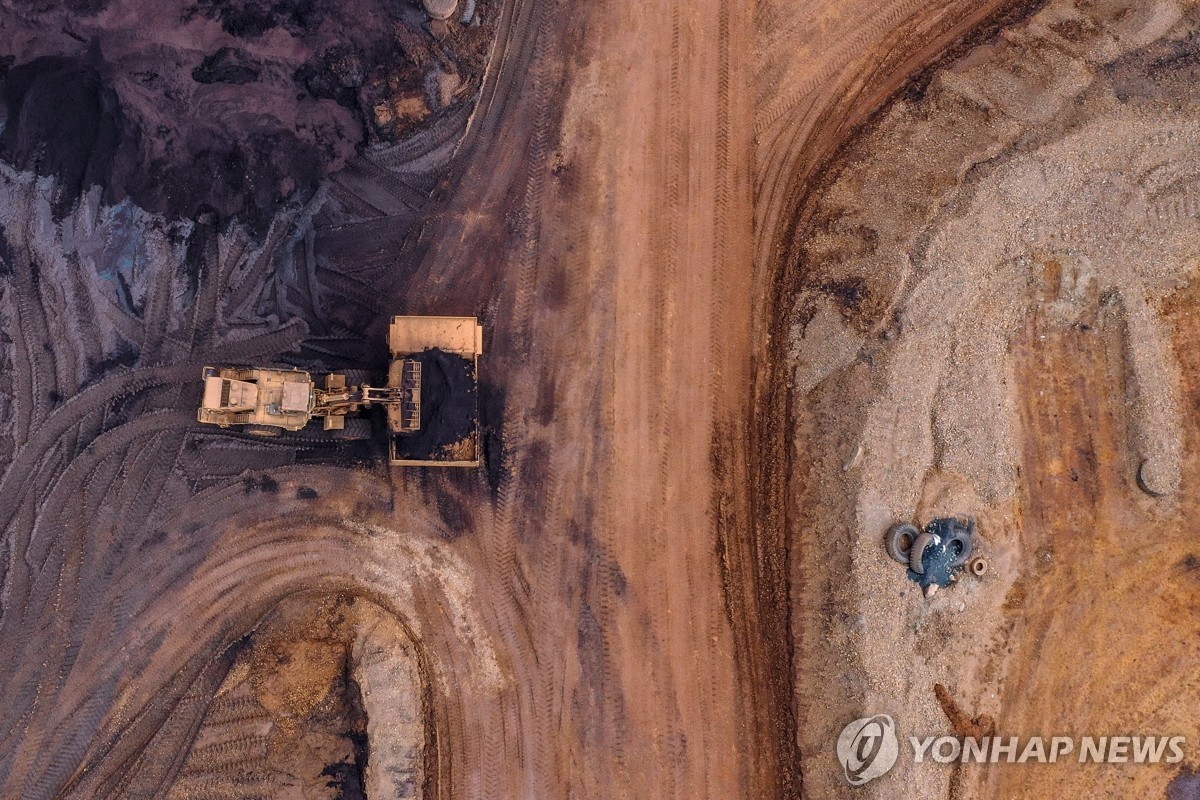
[2,0,1200,798]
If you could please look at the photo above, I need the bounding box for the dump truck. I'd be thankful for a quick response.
[197,316,484,467]
[386,315,483,467]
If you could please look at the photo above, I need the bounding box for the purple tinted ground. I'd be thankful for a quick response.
[1169,767,1200,800]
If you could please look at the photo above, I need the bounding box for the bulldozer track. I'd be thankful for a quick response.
[328,179,390,220]
[350,159,430,212]
[140,264,175,359]
[12,260,56,431]
[466,2,575,791]
[2,413,192,689]
[0,364,198,530]
[211,321,307,363]
[10,309,34,448]
[505,7,557,356]
[221,250,279,325]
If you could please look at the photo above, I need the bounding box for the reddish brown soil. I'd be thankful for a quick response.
[6,0,1198,799]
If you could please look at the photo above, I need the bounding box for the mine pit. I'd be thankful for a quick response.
[168,593,424,800]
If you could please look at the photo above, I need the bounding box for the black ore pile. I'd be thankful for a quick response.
[0,49,326,233]
[393,348,478,461]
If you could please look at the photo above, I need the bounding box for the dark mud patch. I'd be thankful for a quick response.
[191,0,325,38]
[322,758,368,800]
[0,53,320,231]
[479,380,507,493]
[410,465,479,538]
[320,672,370,800]
[242,474,281,494]
[570,507,631,753]
[1103,31,1200,103]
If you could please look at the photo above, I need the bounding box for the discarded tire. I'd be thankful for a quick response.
[886,523,920,565]
[969,557,989,577]
[946,529,974,568]
[909,531,936,574]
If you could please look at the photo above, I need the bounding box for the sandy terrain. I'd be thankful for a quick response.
[782,1,1200,797]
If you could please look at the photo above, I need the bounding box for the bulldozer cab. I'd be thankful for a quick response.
[202,376,259,412]
[197,367,316,431]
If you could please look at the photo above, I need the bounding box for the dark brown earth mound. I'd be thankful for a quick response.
[0,0,494,231]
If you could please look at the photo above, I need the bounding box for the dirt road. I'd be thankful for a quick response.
[393,0,792,793]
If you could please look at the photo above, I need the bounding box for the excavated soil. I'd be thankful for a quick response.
[0,0,497,230]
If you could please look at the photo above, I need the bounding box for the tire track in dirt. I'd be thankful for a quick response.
[708,1,794,792]
[755,0,931,138]
[210,320,308,363]
[541,0,773,793]
[456,0,580,795]
[223,236,280,324]
[329,180,389,219]
[353,159,430,212]
[0,364,198,536]
[140,262,175,360]
[0,410,194,788]
[644,2,684,793]
[10,239,57,433]
[503,0,558,353]
[8,416,188,629]
[9,309,35,448]
[374,103,475,169]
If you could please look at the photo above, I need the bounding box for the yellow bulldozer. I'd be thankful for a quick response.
[197,316,484,467]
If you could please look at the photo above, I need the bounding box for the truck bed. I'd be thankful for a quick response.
[387,316,483,467]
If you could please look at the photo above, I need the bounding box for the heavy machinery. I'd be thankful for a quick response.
[197,316,484,466]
